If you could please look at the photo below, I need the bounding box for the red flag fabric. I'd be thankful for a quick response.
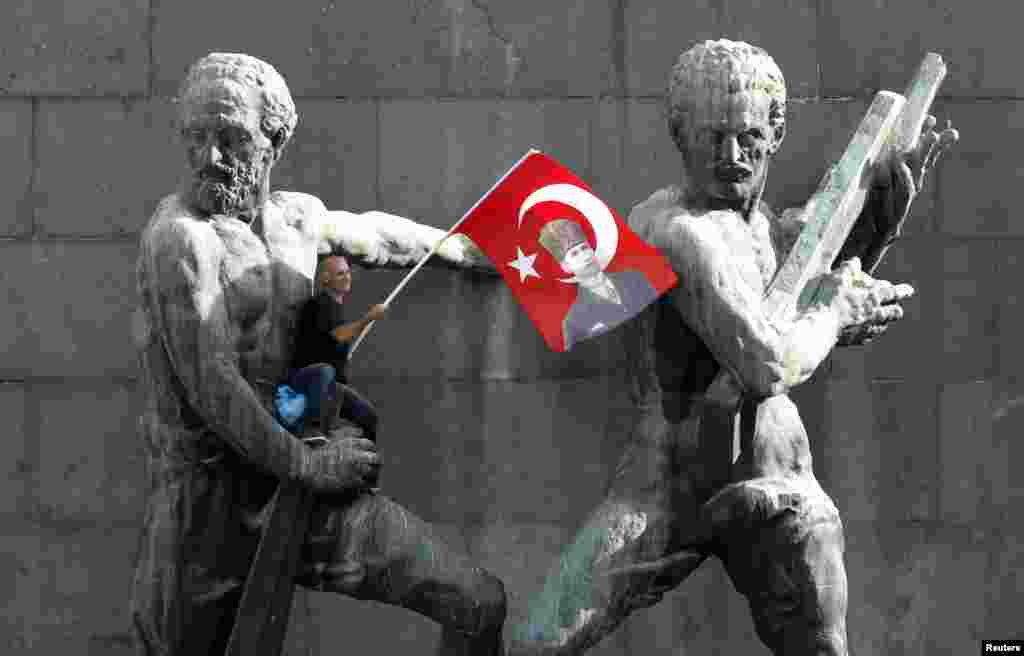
[453,150,678,351]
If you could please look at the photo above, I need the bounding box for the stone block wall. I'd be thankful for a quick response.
[2,1,1020,654]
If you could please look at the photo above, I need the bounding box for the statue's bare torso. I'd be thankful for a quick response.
[154,192,322,383]
[133,190,508,655]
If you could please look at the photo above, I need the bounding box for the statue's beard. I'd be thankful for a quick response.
[190,160,264,217]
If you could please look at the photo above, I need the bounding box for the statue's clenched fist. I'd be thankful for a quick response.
[298,434,381,494]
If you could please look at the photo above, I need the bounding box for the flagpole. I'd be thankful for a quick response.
[348,148,541,359]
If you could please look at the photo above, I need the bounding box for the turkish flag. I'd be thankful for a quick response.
[453,150,678,351]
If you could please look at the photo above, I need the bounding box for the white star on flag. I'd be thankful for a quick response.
[508,246,540,282]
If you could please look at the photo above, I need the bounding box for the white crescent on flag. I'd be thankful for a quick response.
[517,183,619,283]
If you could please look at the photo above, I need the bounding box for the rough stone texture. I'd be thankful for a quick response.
[354,379,489,523]
[354,377,629,526]
[819,379,876,520]
[939,240,1000,382]
[939,381,1000,526]
[853,237,937,382]
[821,379,940,522]
[380,99,591,229]
[0,385,29,516]
[474,378,626,524]
[994,241,1024,381]
[936,100,1024,236]
[625,0,819,99]
[0,100,34,236]
[842,520,989,656]
[0,0,148,96]
[0,518,140,655]
[983,527,1024,639]
[153,0,615,98]
[31,381,146,526]
[273,100,379,215]
[0,242,138,379]
[35,99,181,236]
[990,381,1024,527]
[819,0,1024,98]
[590,99,683,222]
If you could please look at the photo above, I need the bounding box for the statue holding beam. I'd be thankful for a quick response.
[511,39,957,656]
[130,52,506,656]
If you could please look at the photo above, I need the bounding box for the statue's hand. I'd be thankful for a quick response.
[299,435,381,494]
[443,234,499,275]
[873,115,960,239]
[905,115,959,193]
[824,257,914,346]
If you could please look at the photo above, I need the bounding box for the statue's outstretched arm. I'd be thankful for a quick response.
[320,206,493,271]
[143,220,379,493]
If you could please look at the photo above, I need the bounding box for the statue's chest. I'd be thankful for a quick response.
[213,213,317,340]
[715,212,777,292]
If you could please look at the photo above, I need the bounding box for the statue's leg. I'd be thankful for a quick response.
[507,498,708,656]
[301,492,506,656]
[508,414,713,656]
[710,477,849,656]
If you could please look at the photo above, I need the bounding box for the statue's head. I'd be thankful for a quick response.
[539,219,601,280]
[177,53,298,217]
[666,39,786,211]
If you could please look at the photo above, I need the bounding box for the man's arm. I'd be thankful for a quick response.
[329,303,388,344]
[319,206,493,271]
[143,218,378,493]
[663,218,842,398]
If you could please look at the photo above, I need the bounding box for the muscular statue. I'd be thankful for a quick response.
[511,40,956,656]
[130,53,505,655]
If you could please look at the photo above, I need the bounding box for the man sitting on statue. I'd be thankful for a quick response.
[131,52,505,656]
[281,254,385,440]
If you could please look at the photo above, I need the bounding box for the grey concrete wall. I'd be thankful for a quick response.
[1,1,1021,654]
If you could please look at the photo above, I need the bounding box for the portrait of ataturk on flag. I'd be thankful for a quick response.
[453,150,678,351]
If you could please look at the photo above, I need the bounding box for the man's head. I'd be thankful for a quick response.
[317,255,352,296]
[539,219,602,280]
[666,40,786,211]
[178,53,298,218]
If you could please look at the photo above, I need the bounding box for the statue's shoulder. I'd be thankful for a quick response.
[140,194,227,272]
[628,185,694,236]
[628,185,716,250]
[268,191,328,235]
[142,194,207,249]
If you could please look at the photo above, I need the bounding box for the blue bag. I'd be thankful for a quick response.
[275,384,307,432]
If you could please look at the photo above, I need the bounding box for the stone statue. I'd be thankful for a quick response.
[130,53,505,656]
[510,40,957,656]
